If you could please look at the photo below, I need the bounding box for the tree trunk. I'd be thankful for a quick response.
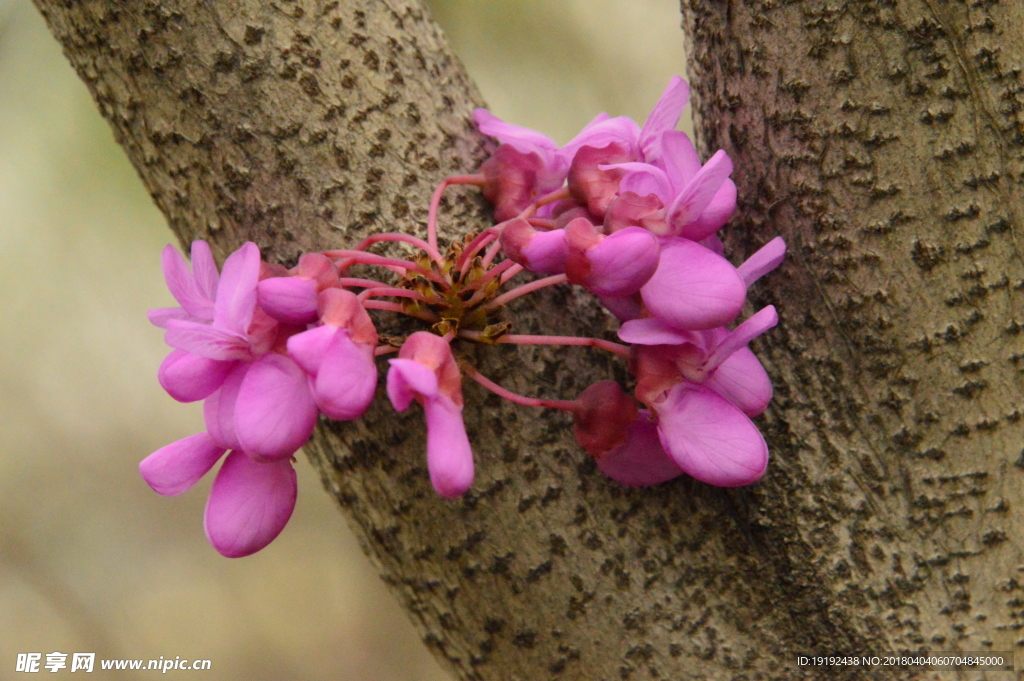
[682,0,1024,676]
[31,0,1024,679]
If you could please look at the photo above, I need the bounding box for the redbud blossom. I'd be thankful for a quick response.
[387,332,473,499]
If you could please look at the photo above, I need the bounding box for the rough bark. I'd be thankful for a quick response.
[682,0,1024,678]
[30,0,1024,679]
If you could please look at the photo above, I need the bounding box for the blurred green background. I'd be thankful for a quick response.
[0,1,688,678]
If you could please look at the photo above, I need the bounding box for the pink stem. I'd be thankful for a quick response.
[338,277,392,289]
[362,300,439,322]
[456,228,499,274]
[336,259,406,278]
[325,250,442,284]
[483,274,567,310]
[427,174,486,251]
[499,263,524,285]
[462,366,576,411]
[374,345,399,357]
[480,238,504,268]
[517,186,570,220]
[527,218,557,230]
[357,287,429,303]
[496,333,630,359]
[465,258,516,291]
[352,232,446,268]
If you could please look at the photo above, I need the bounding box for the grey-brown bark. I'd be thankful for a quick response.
[682,0,1024,677]
[30,0,1024,679]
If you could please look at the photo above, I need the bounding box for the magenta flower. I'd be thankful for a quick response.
[632,236,785,334]
[147,240,219,328]
[592,411,686,488]
[570,381,685,488]
[606,131,737,241]
[563,76,690,165]
[140,433,298,558]
[638,237,747,331]
[258,252,340,325]
[563,218,660,297]
[144,240,320,557]
[616,306,779,487]
[386,332,473,498]
[499,218,569,275]
[287,288,379,421]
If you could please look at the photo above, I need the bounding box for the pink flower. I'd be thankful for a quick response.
[147,241,219,328]
[474,111,571,221]
[475,76,691,221]
[144,241,320,557]
[616,306,780,487]
[287,289,379,421]
[570,381,685,488]
[564,76,690,165]
[606,131,737,241]
[163,242,268,362]
[258,252,340,325]
[386,332,473,498]
[638,237,747,331]
[566,143,632,219]
[498,218,569,275]
[563,218,660,297]
[140,433,297,558]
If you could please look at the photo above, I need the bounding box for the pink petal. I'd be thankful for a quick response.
[257,276,319,325]
[571,381,638,457]
[705,306,778,373]
[638,76,690,163]
[703,347,773,417]
[640,238,746,330]
[583,227,660,297]
[618,317,691,346]
[190,240,220,301]
[213,242,260,336]
[667,150,733,235]
[737,236,787,288]
[659,131,702,191]
[423,395,474,498]
[561,115,641,161]
[598,294,643,322]
[655,383,768,487]
[286,324,336,375]
[148,306,188,329]
[680,179,736,241]
[596,411,684,487]
[474,109,560,159]
[235,354,318,461]
[165,319,252,361]
[699,234,725,256]
[161,244,214,321]
[314,333,378,421]
[203,363,249,451]
[603,191,667,235]
[140,432,227,496]
[523,228,569,274]
[606,162,672,203]
[204,451,297,558]
[158,349,236,402]
[386,358,439,411]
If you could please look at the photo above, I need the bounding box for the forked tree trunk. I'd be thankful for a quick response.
[31,0,1024,679]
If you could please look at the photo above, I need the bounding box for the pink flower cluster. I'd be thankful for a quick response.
[474,76,785,488]
[142,76,784,558]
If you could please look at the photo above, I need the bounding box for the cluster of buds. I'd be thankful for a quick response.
[141,77,785,557]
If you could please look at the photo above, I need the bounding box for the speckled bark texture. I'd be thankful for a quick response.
[31,0,1024,679]
[682,0,1024,679]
